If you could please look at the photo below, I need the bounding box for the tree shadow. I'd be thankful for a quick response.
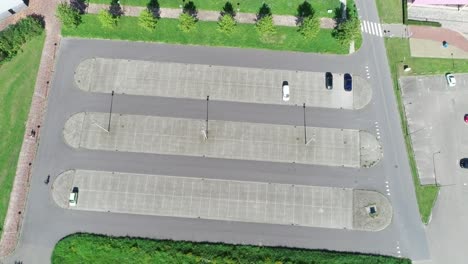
[147,0,160,18]
[70,0,88,14]
[221,1,235,17]
[109,0,123,17]
[257,3,271,20]
[28,13,45,28]
[333,3,345,25]
[296,1,315,25]
[183,1,198,18]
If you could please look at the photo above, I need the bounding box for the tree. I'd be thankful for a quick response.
[138,9,158,30]
[178,13,196,32]
[217,14,236,34]
[298,15,320,39]
[56,2,82,28]
[98,9,118,28]
[256,15,275,39]
[333,17,360,45]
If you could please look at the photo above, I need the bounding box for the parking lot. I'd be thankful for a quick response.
[64,112,382,168]
[52,170,392,231]
[75,58,372,109]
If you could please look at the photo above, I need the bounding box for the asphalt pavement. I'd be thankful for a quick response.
[3,1,430,262]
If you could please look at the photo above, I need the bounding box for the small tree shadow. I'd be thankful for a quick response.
[28,13,45,28]
[221,1,235,17]
[109,0,123,17]
[70,0,88,14]
[296,1,315,25]
[183,1,198,18]
[147,0,160,17]
[257,3,271,21]
[333,3,345,25]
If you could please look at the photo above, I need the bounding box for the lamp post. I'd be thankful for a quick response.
[206,96,209,139]
[108,91,114,132]
[451,53,454,70]
[433,151,441,187]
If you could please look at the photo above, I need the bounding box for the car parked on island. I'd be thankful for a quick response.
[446,73,456,87]
[282,81,290,102]
[344,73,352,92]
[69,187,79,207]
[325,72,333,90]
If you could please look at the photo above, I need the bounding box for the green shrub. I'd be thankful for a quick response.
[217,14,236,35]
[56,2,82,28]
[407,19,441,27]
[178,13,197,32]
[98,9,118,28]
[298,16,320,39]
[333,17,360,45]
[138,9,158,30]
[255,15,276,39]
[0,16,44,62]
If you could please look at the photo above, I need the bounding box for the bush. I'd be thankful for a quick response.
[56,2,82,28]
[178,13,197,32]
[333,17,360,45]
[256,15,276,39]
[98,9,118,28]
[298,15,319,39]
[138,9,158,30]
[217,14,236,34]
[407,19,441,27]
[0,16,44,62]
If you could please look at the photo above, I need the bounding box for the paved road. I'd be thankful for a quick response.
[5,1,429,262]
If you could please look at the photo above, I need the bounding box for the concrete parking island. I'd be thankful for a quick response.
[64,112,383,168]
[75,58,372,109]
[53,170,392,231]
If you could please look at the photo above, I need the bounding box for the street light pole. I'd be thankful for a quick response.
[108,90,114,133]
[206,96,209,139]
[451,53,454,70]
[303,103,307,145]
[433,151,441,187]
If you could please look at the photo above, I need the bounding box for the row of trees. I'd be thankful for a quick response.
[56,0,360,45]
[0,16,45,62]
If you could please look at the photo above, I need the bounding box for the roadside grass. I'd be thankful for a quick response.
[52,233,411,264]
[375,0,403,24]
[88,0,341,17]
[0,34,45,235]
[62,15,349,54]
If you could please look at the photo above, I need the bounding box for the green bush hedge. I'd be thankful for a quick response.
[407,19,442,27]
[0,16,45,62]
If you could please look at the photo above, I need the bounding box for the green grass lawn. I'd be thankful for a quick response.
[53,233,411,264]
[0,33,45,235]
[89,0,341,17]
[376,0,403,24]
[62,15,349,54]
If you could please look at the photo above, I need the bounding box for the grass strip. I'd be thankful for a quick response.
[0,33,45,235]
[375,0,403,24]
[62,15,348,54]
[407,19,441,27]
[52,233,411,264]
[88,0,342,17]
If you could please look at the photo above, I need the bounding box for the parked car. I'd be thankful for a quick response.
[344,73,352,91]
[446,73,456,87]
[325,72,333,90]
[69,187,79,207]
[460,158,468,168]
[464,114,468,123]
[282,81,290,102]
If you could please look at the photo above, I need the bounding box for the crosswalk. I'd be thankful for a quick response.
[361,20,383,37]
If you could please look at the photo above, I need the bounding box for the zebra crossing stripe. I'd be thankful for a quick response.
[377,23,383,37]
[371,22,377,35]
[364,21,369,33]
[361,21,364,31]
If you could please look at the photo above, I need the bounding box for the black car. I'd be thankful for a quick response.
[460,158,468,168]
[325,72,333,90]
[344,73,352,91]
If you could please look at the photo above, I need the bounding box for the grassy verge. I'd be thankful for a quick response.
[0,33,45,235]
[53,233,411,264]
[89,0,341,17]
[407,19,441,27]
[62,15,348,54]
[375,0,403,24]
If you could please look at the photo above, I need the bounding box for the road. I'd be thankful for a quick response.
[4,1,429,262]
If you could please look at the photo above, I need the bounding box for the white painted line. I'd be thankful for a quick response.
[365,65,369,68]
[370,22,377,35]
[363,21,369,33]
[361,22,364,31]
[386,189,390,192]
[377,23,383,37]
[385,181,388,184]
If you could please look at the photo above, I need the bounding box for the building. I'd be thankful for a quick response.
[0,0,27,21]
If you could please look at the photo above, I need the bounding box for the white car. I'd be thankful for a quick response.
[69,187,79,207]
[282,81,290,102]
[446,73,456,87]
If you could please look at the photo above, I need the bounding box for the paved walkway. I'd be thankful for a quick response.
[409,26,468,52]
[408,5,468,38]
[0,0,61,258]
[86,4,337,29]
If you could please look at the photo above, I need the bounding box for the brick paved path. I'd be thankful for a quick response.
[409,26,468,52]
[87,3,337,29]
[0,0,61,257]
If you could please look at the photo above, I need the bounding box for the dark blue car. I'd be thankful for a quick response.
[344,73,352,92]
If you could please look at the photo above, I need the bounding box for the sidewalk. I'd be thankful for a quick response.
[408,5,468,38]
[86,3,337,29]
[0,0,61,258]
